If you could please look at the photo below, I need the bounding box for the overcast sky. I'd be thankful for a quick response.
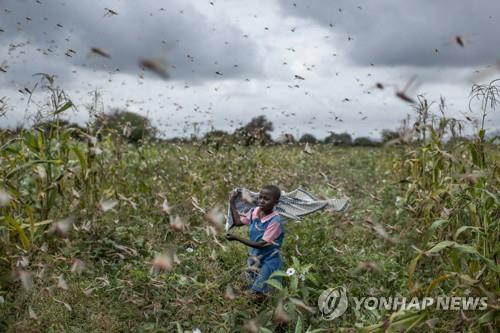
[1,0,499,139]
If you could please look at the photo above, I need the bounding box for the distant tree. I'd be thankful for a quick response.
[323,132,352,146]
[165,137,188,144]
[380,129,400,144]
[202,129,233,149]
[234,115,274,146]
[445,136,471,147]
[353,137,379,147]
[94,109,156,143]
[299,133,318,144]
[33,119,86,140]
[276,133,296,144]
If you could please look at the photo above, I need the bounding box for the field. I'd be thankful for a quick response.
[1,119,498,332]
[1,1,500,332]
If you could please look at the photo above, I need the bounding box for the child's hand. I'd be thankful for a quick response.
[225,233,238,241]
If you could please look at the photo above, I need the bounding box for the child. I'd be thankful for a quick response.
[225,185,285,302]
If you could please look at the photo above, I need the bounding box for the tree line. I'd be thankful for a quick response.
[1,109,472,147]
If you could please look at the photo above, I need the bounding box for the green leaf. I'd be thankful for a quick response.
[477,310,496,325]
[452,243,480,256]
[428,219,448,234]
[423,219,449,246]
[269,270,289,279]
[453,226,482,241]
[295,316,303,333]
[265,279,283,291]
[6,160,62,179]
[408,253,422,288]
[486,135,499,144]
[306,329,329,333]
[54,101,73,115]
[426,274,450,295]
[483,189,499,205]
[174,322,183,333]
[5,216,30,249]
[426,240,455,253]
[290,275,298,292]
[458,274,479,285]
[389,312,426,331]
[72,145,87,170]
[403,313,426,332]
[0,137,23,153]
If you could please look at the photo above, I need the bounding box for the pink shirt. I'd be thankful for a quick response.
[240,207,282,244]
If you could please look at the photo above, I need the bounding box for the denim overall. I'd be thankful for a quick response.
[246,208,285,293]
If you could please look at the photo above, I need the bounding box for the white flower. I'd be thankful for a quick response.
[192,329,202,333]
[286,268,296,276]
[186,247,194,253]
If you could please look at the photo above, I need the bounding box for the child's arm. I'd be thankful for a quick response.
[225,234,271,249]
[226,219,282,249]
[229,191,245,227]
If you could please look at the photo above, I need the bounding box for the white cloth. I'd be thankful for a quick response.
[225,187,349,231]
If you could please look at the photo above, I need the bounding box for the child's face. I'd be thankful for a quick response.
[258,189,278,212]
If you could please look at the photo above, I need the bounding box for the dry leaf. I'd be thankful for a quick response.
[53,298,72,311]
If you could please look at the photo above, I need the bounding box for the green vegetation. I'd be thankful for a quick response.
[0,78,498,332]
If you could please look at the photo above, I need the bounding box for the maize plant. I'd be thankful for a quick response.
[383,89,499,331]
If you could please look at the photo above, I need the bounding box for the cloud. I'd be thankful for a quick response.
[1,0,498,139]
[278,0,500,67]
[0,0,261,86]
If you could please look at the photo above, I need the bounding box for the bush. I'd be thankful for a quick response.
[299,133,318,144]
[323,132,352,145]
[94,109,156,143]
[353,137,379,147]
[234,115,274,146]
[380,129,400,144]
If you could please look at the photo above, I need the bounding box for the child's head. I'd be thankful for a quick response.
[258,185,281,212]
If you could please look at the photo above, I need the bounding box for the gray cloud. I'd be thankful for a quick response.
[278,0,500,67]
[0,0,261,86]
[1,0,498,139]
